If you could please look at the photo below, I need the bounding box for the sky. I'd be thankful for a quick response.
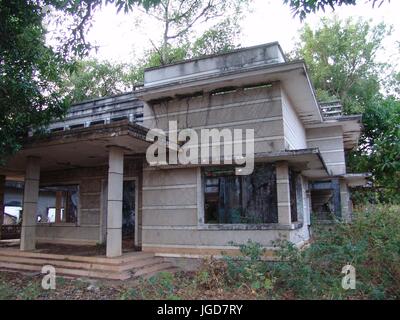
[84,0,399,69]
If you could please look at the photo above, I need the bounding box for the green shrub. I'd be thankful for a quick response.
[270,205,400,299]
[222,240,274,292]
[0,281,16,300]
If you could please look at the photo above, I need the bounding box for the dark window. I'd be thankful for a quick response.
[69,124,84,130]
[289,170,303,223]
[204,164,278,224]
[289,170,298,222]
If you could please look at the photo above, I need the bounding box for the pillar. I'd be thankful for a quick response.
[20,156,40,251]
[340,179,351,222]
[0,175,5,240]
[276,162,292,225]
[331,178,342,219]
[106,146,124,257]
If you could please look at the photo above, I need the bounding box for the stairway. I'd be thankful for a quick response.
[0,249,178,280]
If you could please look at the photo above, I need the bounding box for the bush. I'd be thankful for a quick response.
[270,205,400,299]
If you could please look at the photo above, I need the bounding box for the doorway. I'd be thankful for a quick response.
[122,179,138,251]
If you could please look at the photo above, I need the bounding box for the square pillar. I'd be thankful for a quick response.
[20,156,40,251]
[0,175,5,240]
[331,178,342,219]
[106,146,124,258]
[339,179,351,222]
[276,162,292,225]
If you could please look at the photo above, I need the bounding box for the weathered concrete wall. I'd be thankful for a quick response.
[306,126,346,175]
[281,89,307,150]
[143,83,285,154]
[35,159,142,246]
[37,167,107,244]
[142,165,310,256]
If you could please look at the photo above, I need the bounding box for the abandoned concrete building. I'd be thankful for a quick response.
[0,42,369,278]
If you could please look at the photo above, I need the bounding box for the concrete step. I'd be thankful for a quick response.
[0,253,163,273]
[0,249,154,265]
[0,261,131,280]
[118,257,165,271]
[133,262,176,278]
[0,249,178,280]
[142,267,180,280]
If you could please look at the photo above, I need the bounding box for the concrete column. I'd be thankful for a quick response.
[106,146,124,258]
[340,179,351,222]
[20,157,40,251]
[0,175,5,240]
[276,162,292,225]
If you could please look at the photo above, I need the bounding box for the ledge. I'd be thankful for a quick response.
[36,223,78,227]
[198,222,303,231]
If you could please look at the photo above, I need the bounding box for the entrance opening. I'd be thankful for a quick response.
[122,180,136,252]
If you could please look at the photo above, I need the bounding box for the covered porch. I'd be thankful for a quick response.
[0,120,150,258]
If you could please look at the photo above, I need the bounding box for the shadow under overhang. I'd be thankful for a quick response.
[148,148,331,179]
[0,120,151,178]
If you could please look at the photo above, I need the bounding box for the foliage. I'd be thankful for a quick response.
[222,240,274,292]
[348,97,400,202]
[64,16,243,100]
[294,17,389,114]
[270,205,400,299]
[138,0,248,64]
[120,271,182,300]
[283,0,390,21]
[293,17,399,203]
[1,207,399,300]
[190,18,240,57]
[0,0,161,163]
[61,59,133,104]
[0,0,68,162]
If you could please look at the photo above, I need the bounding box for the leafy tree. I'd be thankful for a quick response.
[294,17,389,114]
[61,59,133,103]
[294,17,400,203]
[348,97,400,202]
[64,20,241,101]
[0,0,161,163]
[190,18,240,57]
[283,0,390,20]
[1,0,67,159]
[137,0,248,64]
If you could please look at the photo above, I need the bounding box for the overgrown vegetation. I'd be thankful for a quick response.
[292,17,400,203]
[1,206,397,300]
[126,205,400,300]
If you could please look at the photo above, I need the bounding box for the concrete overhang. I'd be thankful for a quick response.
[340,173,372,187]
[253,148,330,178]
[306,115,363,150]
[149,148,330,179]
[136,44,323,127]
[0,120,151,178]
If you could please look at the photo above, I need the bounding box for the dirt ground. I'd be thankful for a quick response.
[0,269,263,300]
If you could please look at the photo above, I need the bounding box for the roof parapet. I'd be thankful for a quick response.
[143,42,286,88]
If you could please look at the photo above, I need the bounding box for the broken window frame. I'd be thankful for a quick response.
[202,164,278,226]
